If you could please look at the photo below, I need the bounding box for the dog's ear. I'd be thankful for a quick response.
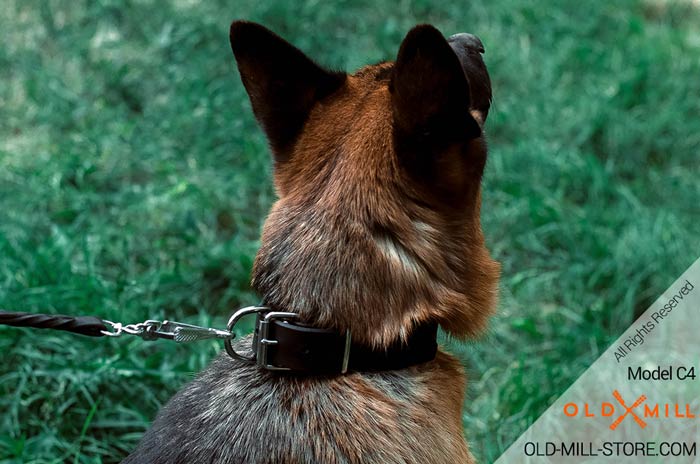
[230,21,346,161]
[390,25,481,146]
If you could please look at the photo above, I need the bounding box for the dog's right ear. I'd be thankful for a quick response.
[230,21,346,162]
[390,25,481,146]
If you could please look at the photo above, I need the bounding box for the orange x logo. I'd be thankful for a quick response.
[609,390,647,430]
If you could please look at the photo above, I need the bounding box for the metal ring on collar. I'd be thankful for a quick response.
[224,306,269,362]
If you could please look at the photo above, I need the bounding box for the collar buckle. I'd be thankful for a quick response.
[225,306,353,373]
[256,311,299,371]
[257,313,351,373]
[224,305,436,375]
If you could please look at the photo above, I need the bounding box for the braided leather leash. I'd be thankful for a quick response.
[0,310,232,342]
[0,310,107,337]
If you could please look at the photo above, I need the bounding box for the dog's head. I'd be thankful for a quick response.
[230,21,499,346]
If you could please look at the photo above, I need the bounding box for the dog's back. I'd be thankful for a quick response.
[125,21,498,464]
[125,345,470,463]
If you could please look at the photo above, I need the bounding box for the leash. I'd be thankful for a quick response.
[0,306,439,375]
[0,311,110,337]
[0,308,240,343]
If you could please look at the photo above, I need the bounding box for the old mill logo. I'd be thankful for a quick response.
[563,390,696,430]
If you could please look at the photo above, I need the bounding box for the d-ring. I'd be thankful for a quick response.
[224,306,269,361]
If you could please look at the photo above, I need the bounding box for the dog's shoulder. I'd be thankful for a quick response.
[125,339,471,464]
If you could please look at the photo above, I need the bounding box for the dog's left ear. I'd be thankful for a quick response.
[230,21,346,161]
[390,25,481,145]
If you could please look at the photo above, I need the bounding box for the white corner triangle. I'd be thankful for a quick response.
[495,257,700,463]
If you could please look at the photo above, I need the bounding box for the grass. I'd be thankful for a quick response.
[1,0,699,462]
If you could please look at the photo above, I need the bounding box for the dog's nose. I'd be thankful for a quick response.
[447,33,485,54]
[447,32,491,121]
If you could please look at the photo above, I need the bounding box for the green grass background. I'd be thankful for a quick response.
[1,0,699,462]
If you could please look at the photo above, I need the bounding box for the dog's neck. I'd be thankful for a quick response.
[251,191,499,348]
[232,21,499,349]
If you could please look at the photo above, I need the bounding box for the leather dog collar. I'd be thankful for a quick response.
[225,307,438,375]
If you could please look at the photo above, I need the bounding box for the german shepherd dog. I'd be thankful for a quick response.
[124,20,499,464]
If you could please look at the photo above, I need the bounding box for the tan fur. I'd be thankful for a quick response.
[253,68,500,347]
[125,23,498,464]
